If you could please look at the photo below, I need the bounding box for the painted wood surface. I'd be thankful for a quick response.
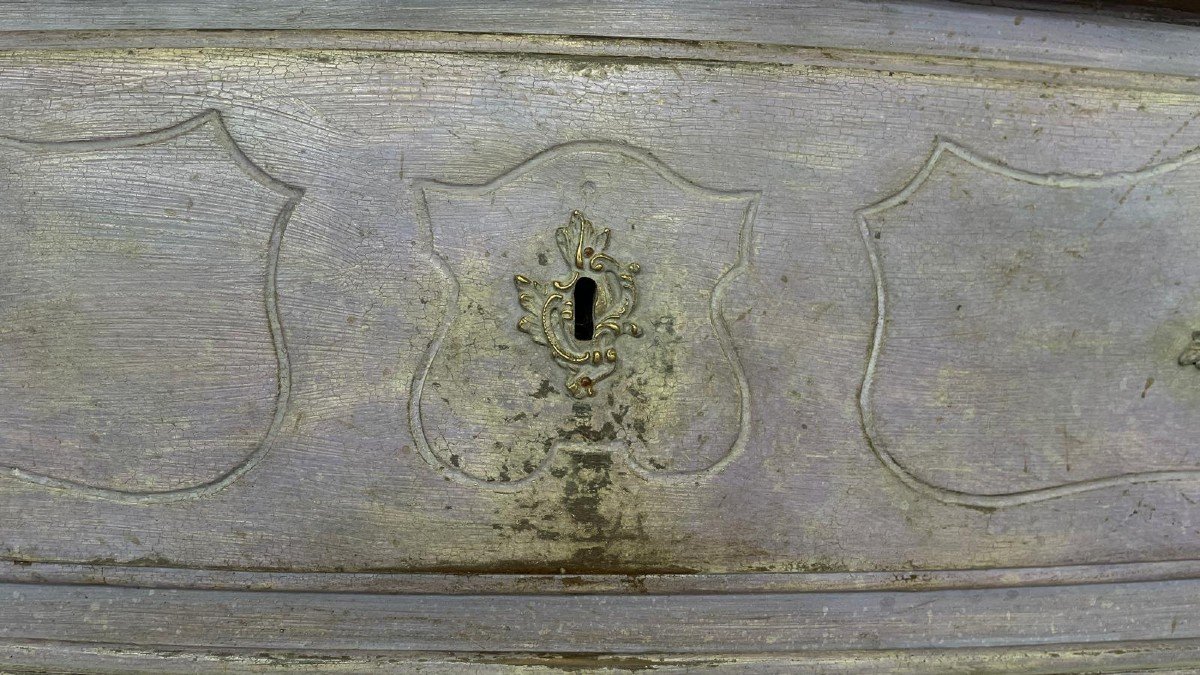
[4,45,1200,573]
[2,1,1200,669]
[3,0,1200,77]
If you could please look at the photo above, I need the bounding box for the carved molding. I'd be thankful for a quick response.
[0,110,302,504]
[411,141,759,490]
[857,138,1200,508]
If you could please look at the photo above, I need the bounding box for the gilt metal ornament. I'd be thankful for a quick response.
[514,211,642,398]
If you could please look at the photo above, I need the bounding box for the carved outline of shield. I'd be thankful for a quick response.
[411,141,759,491]
[857,138,1200,508]
[0,110,303,504]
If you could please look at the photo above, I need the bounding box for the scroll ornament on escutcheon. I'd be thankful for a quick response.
[409,141,758,491]
[514,210,642,398]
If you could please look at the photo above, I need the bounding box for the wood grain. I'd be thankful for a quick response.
[2,578,1199,652]
[2,3,1200,667]
[2,0,1200,78]
[5,640,1200,674]
[4,45,1200,574]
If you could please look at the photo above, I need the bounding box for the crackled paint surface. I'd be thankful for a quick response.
[1,45,1200,578]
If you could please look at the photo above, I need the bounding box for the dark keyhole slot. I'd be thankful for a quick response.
[573,277,597,341]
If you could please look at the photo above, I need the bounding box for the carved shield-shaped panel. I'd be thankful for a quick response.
[413,143,758,489]
[859,141,1200,507]
[0,111,301,502]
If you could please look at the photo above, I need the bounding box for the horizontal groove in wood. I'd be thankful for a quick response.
[4,638,1200,673]
[1,0,1199,81]
[6,560,1200,595]
[1,578,1198,653]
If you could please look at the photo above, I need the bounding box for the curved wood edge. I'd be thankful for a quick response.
[1,31,1197,103]
[855,138,1200,508]
[1,579,1199,657]
[1,0,1199,81]
[7,559,1200,595]
[3,639,1200,674]
[0,110,302,504]
[411,142,758,490]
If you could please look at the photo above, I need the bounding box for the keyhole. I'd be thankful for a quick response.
[573,277,597,341]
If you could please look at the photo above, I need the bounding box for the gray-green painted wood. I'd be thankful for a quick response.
[2,2,1200,671]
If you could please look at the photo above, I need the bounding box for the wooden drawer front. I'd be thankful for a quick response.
[3,5,1200,666]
